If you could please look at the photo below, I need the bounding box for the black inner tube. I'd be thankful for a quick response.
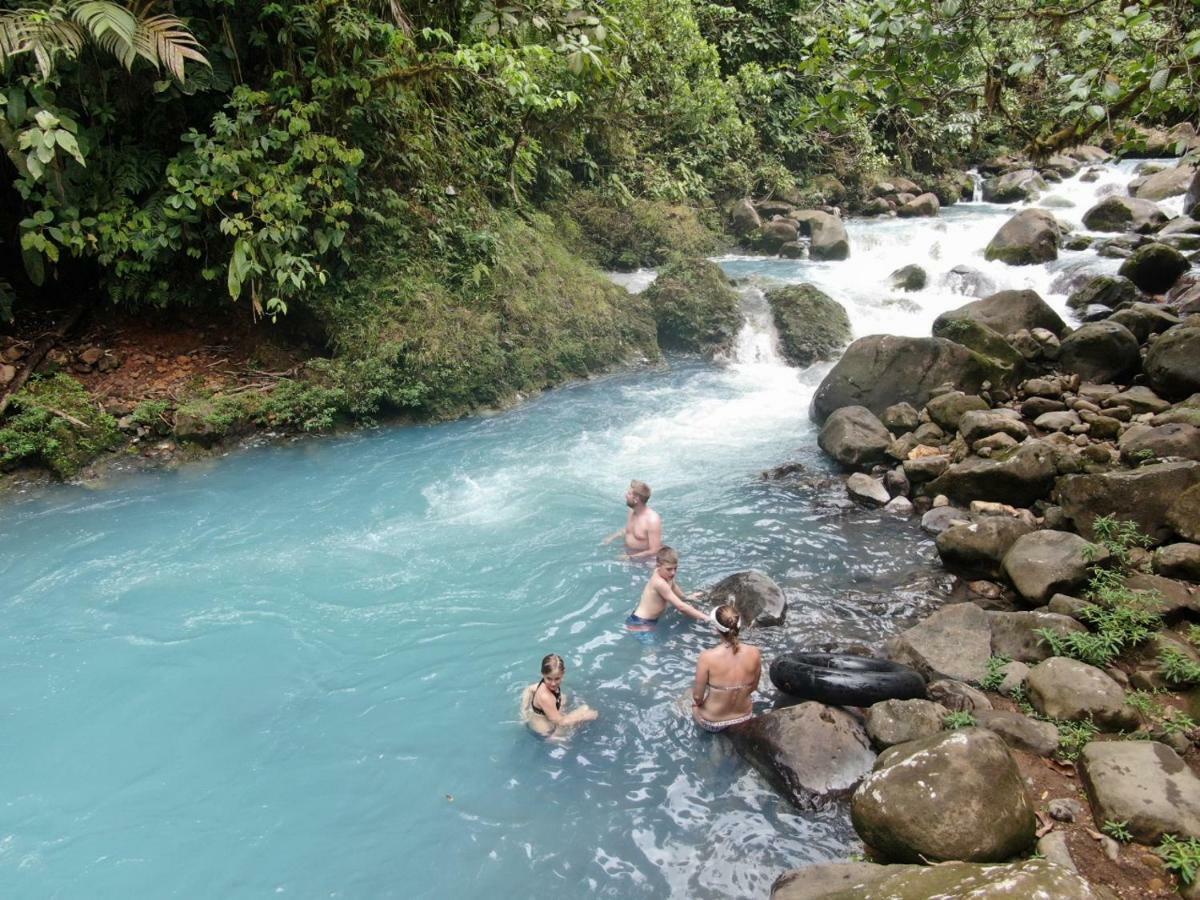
[770,652,926,706]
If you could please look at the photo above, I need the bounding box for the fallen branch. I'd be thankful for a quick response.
[45,407,90,429]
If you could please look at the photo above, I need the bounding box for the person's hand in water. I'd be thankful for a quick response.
[575,703,599,722]
[687,590,704,600]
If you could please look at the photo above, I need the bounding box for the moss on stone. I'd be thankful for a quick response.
[933,317,1025,370]
[564,191,722,270]
[0,373,120,478]
[643,257,742,354]
[765,283,852,367]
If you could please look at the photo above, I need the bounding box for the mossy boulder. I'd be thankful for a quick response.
[1066,274,1138,312]
[984,209,1060,265]
[930,317,1025,381]
[1118,242,1190,294]
[565,192,721,270]
[766,284,851,367]
[0,373,120,478]
[643,257,742,355]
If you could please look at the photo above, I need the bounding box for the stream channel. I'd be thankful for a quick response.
[0,160,1184,898]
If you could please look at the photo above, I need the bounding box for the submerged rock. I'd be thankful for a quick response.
[818,406,891,468]
[766,284,852,367]
[729,702,875,809]
[704,570,786,627]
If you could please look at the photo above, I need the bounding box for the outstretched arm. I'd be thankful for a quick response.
[664,585,708,621]
[601,528,624,546]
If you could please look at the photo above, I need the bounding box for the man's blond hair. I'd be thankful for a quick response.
[630,480,651,503]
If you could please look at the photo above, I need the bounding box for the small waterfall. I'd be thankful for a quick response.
[726,284,785,365]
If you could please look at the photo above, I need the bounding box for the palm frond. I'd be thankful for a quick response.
[387,0,413,35]
[129,2,209,82]
[0,9,86,80]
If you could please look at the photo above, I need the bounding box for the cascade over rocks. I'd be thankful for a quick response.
[703,570,786,626]
[932,288,1067,338]
[1055,461,1200,542]
[766,284,852,367]
[728,702,875,810]
[1145,325,1200,399]
[772,859,1108,900]
[1056,321,1140,383]
[1080,741,1200,843]
[1081,195,1168,233]
[1118,242,1190,293]
[1001,530,1106,605]
[884,602,991,683]
[811,335,1015,423]
[888,264,926,292]
[1026,657,1138,731]
[984,209,1059,265]
[925,440,1057,508]
[850,728,1035,863]
[818,406,891,468]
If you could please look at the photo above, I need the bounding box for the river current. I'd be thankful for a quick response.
[0,160,1184,898]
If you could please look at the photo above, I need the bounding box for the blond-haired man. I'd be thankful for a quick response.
[603,479,663,560]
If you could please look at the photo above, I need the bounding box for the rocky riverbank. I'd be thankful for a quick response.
[736,148,1200,898]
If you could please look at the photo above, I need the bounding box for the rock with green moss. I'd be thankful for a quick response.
[930,317,1026,382]
[565,193,721,270]
[766,284,851,367]
[173,394,263,445]
[984,209,1060,265]
[643,257,742,355]
[0,373,120,478]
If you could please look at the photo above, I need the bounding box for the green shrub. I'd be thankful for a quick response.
[1103,820,1134,843]
[1159,835,1200,886]
[1159,647,1200,687]
[981,655,1013,692]
[0,374,120,478]
[1056,719,1099,761]
[565,193,721,270]
[943,711,976,729]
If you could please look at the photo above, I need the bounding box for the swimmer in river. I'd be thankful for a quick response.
[625,546,709,631]
[521,653,598,737]
[692,605,761,732]
[602,479,662,561]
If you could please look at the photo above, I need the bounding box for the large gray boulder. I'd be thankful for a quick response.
[728,702,875,809]
[760,219,800,251]
[1107,302,1182,342]
[1145,325,1200,399]
[729,198,761,236]
[925,390,989,430]
[974,709,1060,756]
[850,728,1036,863]
[988,610,1088,662]
[926,440,1057,508]
[930,318,1026,384]
[1080,741,1200,843]
[1134,163,1198,201]
[767,284,852,367]
[1081,195,1168,233]
[1170,483,1200,542]
[864,698,948,749]
[811,335,1016,422]
[1155,542,1200,581]
[958,409,1029,444]
[932,288,1067,339]
[1066,274,1138,313]
[773,860,1111,900]
[818,405,891,468]
[1056,321,1140,383]
[981,169,1047,203]
[704,569,786,627]
[936,517,1037,578]
[1056,460,1200,543]
[896,192,940,218]
[799,210,850,260]
[884,602,992,684]
[1118,242,1190,294]
[984,209,1059,265]
[1001,530,1103,605]
[1119,423,1200,463]
[1026,657,1138,731]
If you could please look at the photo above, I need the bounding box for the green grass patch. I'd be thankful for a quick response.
[0,374,121,478]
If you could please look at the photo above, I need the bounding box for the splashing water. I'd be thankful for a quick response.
[0,159,1189,898]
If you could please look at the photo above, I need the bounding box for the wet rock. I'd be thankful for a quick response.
[1057,461,1200,542]
[988,610,1087,662]
[1155,543,1200,581]
[883,496,914,516]
[920,505,970,535]
[644,257,742,355]
[767,284,852,367]
[887,264,926,292]
[1119,242,1190,294]
[903,454,951,485]
[933,288,1067,339]
[847,473,890,508]
[802,210,850,261]
[1066,275,1138,313]
[925,391,989,431]
[1133,163,1197,201]
[851,728,1035,863]
[818,406,891,468]
[881,402,919,434]
[704,570,787,627]
[729,702,875,810]
[896,192,940,218]
[1057,321,1141,384]
[926,679,992,712]
[1108,303,1182,342]
[936,517,1036,578]
[976,709,1060,756]
[1080,741,1200,842]
[1120,423,1200,463]
[864,698,948,749]
[1027,657,1138,731]
[812,335,1015,422]
[927,440,1057,508]
[729,198,762,236]
[985,208,1061,265]
[1001,530,1105,605]
[760,219,800,252]
[942,264,997,298]
[1081,195,1169,233]
[778,241,806,259]
[770,861,915,900]
[884,603,992,684]
[982,169,1047,203]
[1145,324,1200,400]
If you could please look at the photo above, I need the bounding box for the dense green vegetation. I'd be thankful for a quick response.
[1,0,1198,460]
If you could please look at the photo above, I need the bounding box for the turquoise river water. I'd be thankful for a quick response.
[1,160,1182,898]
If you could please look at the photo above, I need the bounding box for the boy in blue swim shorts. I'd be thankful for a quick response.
[626,546,709,631]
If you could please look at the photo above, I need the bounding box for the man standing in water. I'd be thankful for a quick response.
[604,480,662,560]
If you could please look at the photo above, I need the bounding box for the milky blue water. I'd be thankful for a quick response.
[2,159,1184,898]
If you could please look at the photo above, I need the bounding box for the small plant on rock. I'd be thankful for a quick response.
[1187,624,1200,648]
[981,654,1012,692]
[943,711,976,729]
[1037,567,1162,668]
[1159,647,1200,687]
[1056,719,1099,761]
[1103,819,1134,843]
[1159,835,1200,886]
[1125,691,1197,737]
[1086,514,1154,571]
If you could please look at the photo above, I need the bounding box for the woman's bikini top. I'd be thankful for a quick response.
[530,679,562,717]
[706,680,755,692]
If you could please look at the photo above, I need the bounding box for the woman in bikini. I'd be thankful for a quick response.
[522,653,599,737]
[691,605,761,732]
